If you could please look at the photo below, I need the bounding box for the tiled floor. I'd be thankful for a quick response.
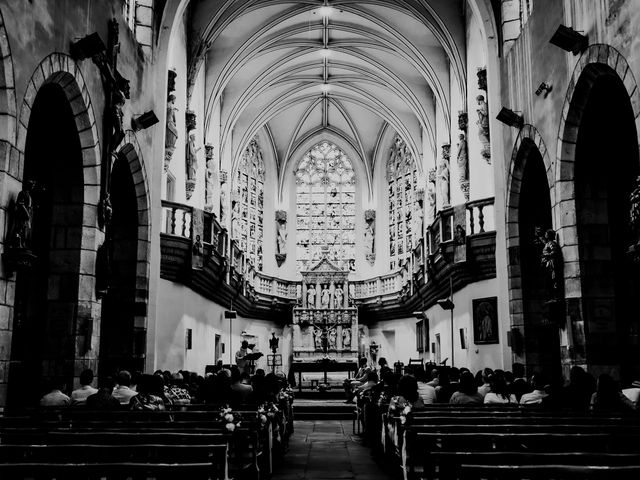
[273,420,396,480]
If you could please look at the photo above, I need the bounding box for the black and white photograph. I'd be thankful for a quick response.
[0,1,639,478]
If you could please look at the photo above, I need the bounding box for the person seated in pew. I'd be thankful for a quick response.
[354,371,379,398]
[559,366,594,411]
[166,372,191,405]
[510,362,532,402]
[449,371,483,404]
[590,373,636,412]
[112,370,138,405]
[71,369,98,406]
[436,369,457,403]
[520,372,549,405]
[130,374,166,411]
[412,366,436,404]
[477,368,493,398]
[426,368,440,387]
[388,374,425,413]
[484,371,517,404]
[86,376,120,410]
[344,357,371,403]
[40,378,71,407]
[230,366,253,405]
[372,368,399,407]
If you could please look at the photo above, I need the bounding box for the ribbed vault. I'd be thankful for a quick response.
[187,0,467,191]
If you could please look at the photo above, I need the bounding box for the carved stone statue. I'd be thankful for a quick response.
[321,286,331,309]
[540,228,563,301]
[313,325,323,350]
[427,168,437,220]
[342,327,351,350]
[186,132,200,181]
[204,144,216,210]
[476,94,491,163]
[220,170,228,225]
[328,328,337,350]
[457,132,469,199]
[438,146,451,207]
[307,284,317,307]
[333,286,344,308]
[412,197,424,241]
[364,210,375,265]
[276,210,287,266]
[165,94,178,150]
[8,181,35,249]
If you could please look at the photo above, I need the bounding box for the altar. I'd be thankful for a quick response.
[292,257,358,389]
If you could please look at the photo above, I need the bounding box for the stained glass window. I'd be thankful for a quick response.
[296,142,356,271]
[232,137,265,271]
[387,135,418,270]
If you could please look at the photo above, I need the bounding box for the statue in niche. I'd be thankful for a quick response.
[427,169,437,220]
[307,284,317,307]
[539,228,563,302]
[219,170,228,225]
[276,210,287,266]
[342,327,352,350]
[165,94,178,151]
[205,144,215,209]
[438,147,451,207]
[457,133,468,180]
[321,286,331,309]
[476,95,491,163]
[186,132,200,181]
[328,328,338,350]
[334,285,344,309]
[364,210,376,265]
[8,180,35,249]
[313,325,323,350]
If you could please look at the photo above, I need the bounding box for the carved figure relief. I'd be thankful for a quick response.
[219,169,228,226]
[457,132,469,200]
[276,210,287,267]
[539,228,563,302]
[333,285,344,308]
[364,209,376,265]
[476,95,491,163]
[438,145,451,207]
[8,181,35,249]
[204,144,216,211]
[185,111,198,200]
[164,70,179,172]
[307,284,317,307]
[427,168,437,221]
[342,327,352,350]
[321,286,331,309]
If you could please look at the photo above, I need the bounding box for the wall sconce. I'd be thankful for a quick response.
[70,32,106,60]
[549,25,588,55]
[496,107,524,129]
[132,111,159,131]
[535,82,553,97]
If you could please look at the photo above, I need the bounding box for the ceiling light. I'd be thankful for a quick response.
[318,6,334,17]
[320,83,331,94]
[319,48,331,58]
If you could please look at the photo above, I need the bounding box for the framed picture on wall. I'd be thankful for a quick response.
[472,297,499,345]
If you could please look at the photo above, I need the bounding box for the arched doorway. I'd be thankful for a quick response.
[517,140,560,379]
[98,153,141,378]
[574,68,640,381]
[8,83,85,406]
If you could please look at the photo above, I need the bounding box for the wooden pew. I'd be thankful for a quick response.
[0,462,217,479]
[458,464,640,479]
[433,452,640,480]
[0,444,228,480]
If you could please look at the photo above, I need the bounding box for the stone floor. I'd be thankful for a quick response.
[272,420,397,480]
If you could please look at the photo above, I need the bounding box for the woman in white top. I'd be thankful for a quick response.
[484,373,517,404]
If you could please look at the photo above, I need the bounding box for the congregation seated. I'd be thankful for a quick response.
[435,369,456,403]
[112,370,138,405]
[449,371,483,404]
[426,368,439,387]
[71,369,98,406]
[477,367,493,398]
[591,373,636,412]
[39,378,71,407]
[354,371,379,401]
[413,367,436,404]
[510,362,532,401]
[484,371,517,404]
[166,372,192,405]
[86,376,121,410]
[230,366,253,405]
[130,374,166,411]
[388,374,425,412]
[344,357,371,403]
[520,372,549,405]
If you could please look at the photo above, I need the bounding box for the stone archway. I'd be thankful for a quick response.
[6,53,102,406]
[506,125,556,376]
[0,6,17,145]
[555,44,640,381]
[99,132,151,376]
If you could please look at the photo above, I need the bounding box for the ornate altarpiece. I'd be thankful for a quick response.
[292,257,358,363]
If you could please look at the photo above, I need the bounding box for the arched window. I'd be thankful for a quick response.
[232,137,265,271]
[387,135,418,270]
[296,142,356,271]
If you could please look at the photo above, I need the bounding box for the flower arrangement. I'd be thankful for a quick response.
[400,405,412,425]
[220,406,242,432]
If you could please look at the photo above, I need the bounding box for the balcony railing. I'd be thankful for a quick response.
[160,197,495,305]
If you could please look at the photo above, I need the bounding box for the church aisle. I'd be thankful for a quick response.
[273,420,395,480]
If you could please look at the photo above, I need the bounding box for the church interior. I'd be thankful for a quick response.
[1,0,640,478]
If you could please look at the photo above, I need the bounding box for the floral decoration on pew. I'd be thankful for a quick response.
[388,401,413,425]
[220,406,243,432]
[277,386,294,403]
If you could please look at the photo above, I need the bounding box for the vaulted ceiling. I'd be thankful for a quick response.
[188,0,467,180]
